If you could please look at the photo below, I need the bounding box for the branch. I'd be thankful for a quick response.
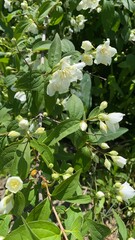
[40,175,68,240]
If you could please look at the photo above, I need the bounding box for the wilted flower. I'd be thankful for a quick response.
[77,0,100,11]
[0,194,14,214]
[71,15,87,32]
[119,182,135,202]
[96,191,105,199]
[81,41,93,51]
[4,0,13,12]
[8,131,20,138]
[14,91,26,103]
[47,56,85,96]
[111,155,127,168]
[6,176,23,194]
[80,121,88,131]
[94,39,117,66]
[19,119,29,130]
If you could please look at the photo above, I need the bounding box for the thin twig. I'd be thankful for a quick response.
[40,175,68,240]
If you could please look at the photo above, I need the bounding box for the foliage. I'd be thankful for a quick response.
[0,0,135,239]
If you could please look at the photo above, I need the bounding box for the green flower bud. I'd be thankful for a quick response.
[52,173,60,180]
[8,131,20,138]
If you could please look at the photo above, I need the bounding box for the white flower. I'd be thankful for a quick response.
[94,39,117,66]
[77,0,100,11]
[28,22,38,35]
[111,155,127,168]
[19,119,29,130]
[71,15,87,32]
[119,182,135,202]
[0,194,14,214]
[96,191,105,199]
[6,176,23,194]
[47,56,85,96]
[105,112,125,132]
[81,41,93,51]
[14,91,26,103]
[4,0,13,12]
[0,236,5,240]
[80,121,88,131]
[82,54,93,66]
[129,29,135,41]
[128,238,135,240]
[21,1,28,10]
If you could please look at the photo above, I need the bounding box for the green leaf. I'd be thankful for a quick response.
[61,39,75,53]
[32,40,51,53]
[11,140,31,179]
[121,0,135,12]
[64,195,91,204]
[30,139,54,166]
[66,94,84,119]
[48,33,62,68]
[70,216,83,240]
[14,19,32,39]
[87,219,111,240]
[50,6,64,26]
[0,215,12,237]
[38,1,57,21]
[88,106,100,120]
[113,210,127,240]
[0,143,18,174]
[97,127,128,143]
[26,198,51,222]
[22,217,40,240]
[80,73,92,111]
[101,0,115,35]
[44,119,80,146]
[52,170,81,200]
[5,220,61,240]
[12,192,25,217]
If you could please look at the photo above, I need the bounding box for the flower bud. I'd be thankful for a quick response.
[6,176,23,194]
[99,101,108,110]
[19,119,29,130]
[109,150,118,156]
[99,121,107,133]
[100,143,110,149]
[80,121,88,131]
[96,191,105,199]
[21,1,28,10]
[116,195,123,202]
[66,167,74,174]
[104,158,111,170]
[81,41,93,51]
[114,182,121,188]
[52,173,60,180]
[8,131,20,138]
[48,163,54,169]
[62,173,71,180]
[34,127,45,135]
